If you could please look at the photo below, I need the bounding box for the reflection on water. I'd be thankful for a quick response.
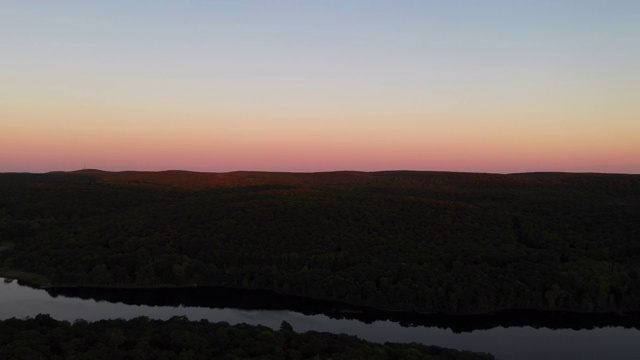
[44,285,640,332]
[1,279,639,360]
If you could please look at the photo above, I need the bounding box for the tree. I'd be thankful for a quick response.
[279,321,293,332]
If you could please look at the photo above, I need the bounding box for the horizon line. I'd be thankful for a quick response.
[2,168,638,176]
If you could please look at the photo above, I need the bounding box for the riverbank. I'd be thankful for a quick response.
[2,265,636,319]
[2,278,640,360]
[0,269,50,287]
[0,315,496,360]
[1,261,637,320]
[38,280,640,331]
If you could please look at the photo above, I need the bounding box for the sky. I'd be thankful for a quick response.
[1,1,639,174]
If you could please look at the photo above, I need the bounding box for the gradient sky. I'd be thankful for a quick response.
[1,1,639,173]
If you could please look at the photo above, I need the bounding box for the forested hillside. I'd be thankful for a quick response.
[1,170,639,314]
[0,315,494,359]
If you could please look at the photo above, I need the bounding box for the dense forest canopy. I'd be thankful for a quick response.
[1,170,639,314]
[0,315,494,359]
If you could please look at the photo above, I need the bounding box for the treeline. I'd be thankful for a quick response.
[1,171,640,314]
[0,315,494,359]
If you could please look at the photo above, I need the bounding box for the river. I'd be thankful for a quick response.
[1,278,639,360]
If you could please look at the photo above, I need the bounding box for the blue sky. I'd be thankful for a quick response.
[1,1,638,173]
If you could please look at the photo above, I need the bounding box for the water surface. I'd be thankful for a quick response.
[1,279,638,360]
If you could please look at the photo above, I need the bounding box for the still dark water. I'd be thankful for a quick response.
[1,278,639,360]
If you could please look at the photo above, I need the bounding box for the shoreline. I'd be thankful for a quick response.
[3,275,640,332]
[5,274,636,320]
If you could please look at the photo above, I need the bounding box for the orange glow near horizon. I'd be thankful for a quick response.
[1,2,639,174]
[2,106,638,174]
